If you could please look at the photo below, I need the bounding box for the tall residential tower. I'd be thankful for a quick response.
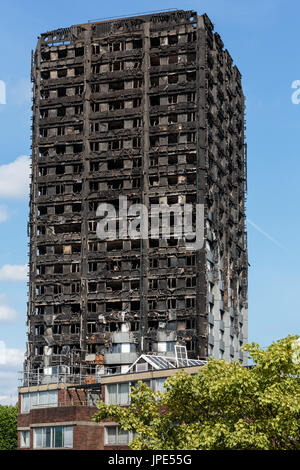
[25,10,248,381]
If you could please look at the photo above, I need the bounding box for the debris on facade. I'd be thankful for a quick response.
[25,9,248,389]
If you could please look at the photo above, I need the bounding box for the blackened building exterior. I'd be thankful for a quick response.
[26,10,248,380]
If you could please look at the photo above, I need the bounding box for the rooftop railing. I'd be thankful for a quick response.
[19,366,122,387]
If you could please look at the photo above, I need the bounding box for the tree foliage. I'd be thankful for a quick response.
[0,404,18,450]
[93,336,300,450]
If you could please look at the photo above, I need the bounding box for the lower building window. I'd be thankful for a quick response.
[105,426,136,446]
[106,382,130,405]
[21,390,58,413]
[20,430,30,448]
[33,426,73,449]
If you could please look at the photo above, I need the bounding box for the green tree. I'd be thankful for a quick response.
[93,336,300,450]
[0,404,18,450]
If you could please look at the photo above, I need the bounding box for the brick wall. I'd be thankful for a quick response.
[18,386,130,450]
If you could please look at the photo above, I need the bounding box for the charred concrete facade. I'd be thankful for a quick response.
[26,10,248,378]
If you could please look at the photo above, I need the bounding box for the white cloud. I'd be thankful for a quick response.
[0,300,18,322]
[4,348,24,367]
[0,395,18,406]
[0,342,24,367]
[0,342,23,404]
[0,155,30,199]
[0,371,19,379]
[0,205,9,223]
[0,264,27,281]
[0,341,24,404]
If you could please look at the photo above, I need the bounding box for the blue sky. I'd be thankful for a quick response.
[0,0,299,403]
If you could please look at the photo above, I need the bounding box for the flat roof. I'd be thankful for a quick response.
[101,364,203,384]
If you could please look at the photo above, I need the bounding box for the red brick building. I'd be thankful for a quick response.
[18,385,97,449]
[18,355,204,449]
